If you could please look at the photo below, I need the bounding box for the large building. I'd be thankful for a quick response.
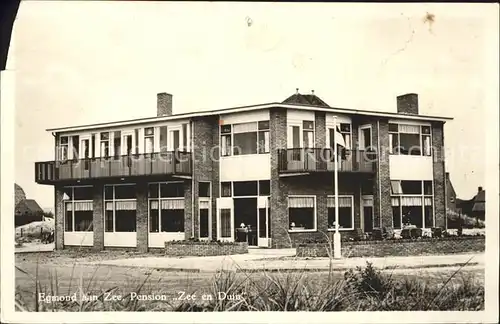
[35,90,452,250]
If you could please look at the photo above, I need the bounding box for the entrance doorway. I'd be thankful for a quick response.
[234,198,257,246]
[362,195,374,233]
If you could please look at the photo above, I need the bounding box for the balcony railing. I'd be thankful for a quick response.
[35,151,192,184]
[278,148,376,173]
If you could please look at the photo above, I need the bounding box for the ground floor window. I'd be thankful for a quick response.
[104,185,137,232]
[327,196,354,230]
[288,196,316,231]
[219,209,232,238]
[149,199,185,232]
[199,200,210,238]
[65,201,93,232]
[392,196,433,229]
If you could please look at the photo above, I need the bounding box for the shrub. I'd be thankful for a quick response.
[165,240,244,246]
[431,227,443,238]
[401,227,422,239]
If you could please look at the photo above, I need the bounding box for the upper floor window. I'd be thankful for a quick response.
[302,121,314,148]
[389,123,431,156]
[328,123,352,150]
[59,136,69,161]
[288,120,315,149]
[220,121,270,156]
[100,133,110,158]
[144,127,155,154]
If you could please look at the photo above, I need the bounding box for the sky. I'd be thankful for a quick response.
[11,1,497,208]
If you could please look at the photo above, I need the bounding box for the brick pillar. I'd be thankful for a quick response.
[184,180,194,239]
[54,186,64,250]
[353,184,362,230]
[432,122,446,228]
[270,108,290,248]
[314,112,328,237]
[373,119,392,230]
[92,184,104,251]
[136,181,148,252]
[211,117,220,241]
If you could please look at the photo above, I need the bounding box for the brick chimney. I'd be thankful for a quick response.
[397,93,419,115]
[478,186,483,193]
[157,92,173,117]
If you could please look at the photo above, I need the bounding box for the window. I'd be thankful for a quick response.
[63,186,93,232]
[233,181,258,196]
[221,121,270,156]
[171,130,180,151]
[303,121,314,148]
[144,127,154,154]
[113,131,121,158]
[327,196,354,230]
[72,136,79,160]
[389,123,432,156]
[221,182,232,197]
[258,180,270,196]
[157,126,168,153]
[391,180,434,229]
[258,121,270,153]
[91,134,96,158]
[199,182,211,198]
[59,136,69,161]
[291,126,300,148]
[221,125,232,157]
[104,185,137,233]
[148,182,185,233]
[182,124,188,151]
[233,122,258,155]
[219,209,232,238]
[82,139,90,159]
[134,129,139,154]
[199,199,211,239]
[288,196,316,231]
[339,123,352,149]
[100,133,110,158]
[359,126,372,150]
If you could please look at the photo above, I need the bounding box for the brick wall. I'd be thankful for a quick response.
[136,181,148,252]
[92,184,104,251]
[164,242,248,256]
[184,179,194,239]
[54,186,64,250]
[296,236,485,258]
[432,122,446,228]
[269,108,289,248]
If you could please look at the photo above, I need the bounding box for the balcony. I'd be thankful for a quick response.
[35,151,192,184]
[278,148,376,174]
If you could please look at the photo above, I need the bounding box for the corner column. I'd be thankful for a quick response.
[54,186,64,250]
[92,184,104,251]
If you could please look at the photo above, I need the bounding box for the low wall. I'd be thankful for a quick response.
[164,242,248,256]
[296,236,485,258]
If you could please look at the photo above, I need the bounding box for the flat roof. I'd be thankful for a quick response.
[47,102,453,133]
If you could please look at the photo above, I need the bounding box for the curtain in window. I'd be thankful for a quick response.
[399,124,420,134]
[401,196,422,206]
[74,201,93,211]
[150,200,159,210]
[391,197,400,206]
[199,200,210,209]
[233,122,257,133]
[105,201,114,211]
[362,197,374,207]
[115,200,137,210]
[161,199,185,210]
[424,197,433,206]
[288,197,314,208]
[66,202,73,211]
[391,180,403,194]
[220,209,231,237]
[327,196,352,208]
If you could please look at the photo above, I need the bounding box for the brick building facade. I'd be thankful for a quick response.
[36,90,452,251]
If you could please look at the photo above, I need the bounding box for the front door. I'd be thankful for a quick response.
[216,197,234,242]
[257,197,270,247]
[362,195,374,232]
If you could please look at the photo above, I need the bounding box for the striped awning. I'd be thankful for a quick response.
[327,196,352,208]
[288,197,314,208]
[401,196,422,206]
[105,201,113,211]
[424,197,433,206]
[233,122,257,133]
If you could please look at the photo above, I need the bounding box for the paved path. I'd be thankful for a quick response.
[80,250,483,273]
[15,242,54,253]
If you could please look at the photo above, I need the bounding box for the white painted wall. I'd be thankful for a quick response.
[220,154,271,181]
[104,232,137,247]
[389,155,434,180]
[220,109,269,124]
[64,232,94,246]
[148,232,185,248]
[325,113,352,126]
[287,109,314,124]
